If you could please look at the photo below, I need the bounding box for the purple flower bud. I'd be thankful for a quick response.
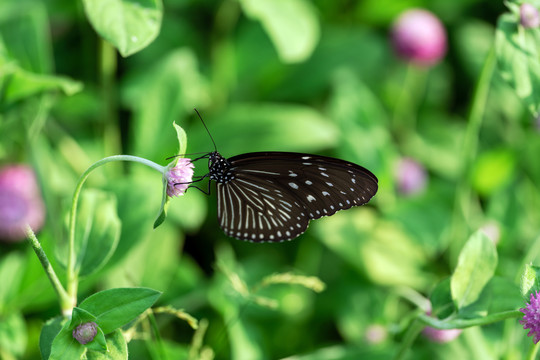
[395,158,427,195]
[521,3,540,28]
[0,165,45,242]
[422,325,462,343]
[72,322,98,345]
[520,291,540,343]
[391,9,447,66]
[166,158,194,197]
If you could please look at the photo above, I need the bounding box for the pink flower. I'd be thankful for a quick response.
[0,165,45,242]
[521,3,540,28]
[391,9,447,66]
[166,158,194,197]
[520,291,540,343]
[395,157,427,196]
[422,326,462,343]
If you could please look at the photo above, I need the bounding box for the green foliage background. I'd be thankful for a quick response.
[2,0,540,359]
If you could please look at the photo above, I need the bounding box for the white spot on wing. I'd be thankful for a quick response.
[289,182,299,189]
[306,195,316,202]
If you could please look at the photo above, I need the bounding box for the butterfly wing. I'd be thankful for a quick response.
[215,152,378,242]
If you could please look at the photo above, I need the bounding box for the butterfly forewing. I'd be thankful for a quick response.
[213,152,378,242]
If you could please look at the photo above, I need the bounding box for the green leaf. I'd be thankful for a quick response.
[0,252,25,312]
[451,231,498,311]
[238,0,320,63]
[520,263,540,299]
[0,312,27,358]
[188,103,339,156]
[429,278,455,319]
[471,149,516,195]
[495,12,540,117]
[2,68,83,104]
[39,317,65,360]
[48,321,86,360]
[174,121,188,157]
[57,190,121,277]
[78,288,161,334]
[123,49,207,160]
[86,329,128,360]
[82,0,163,57]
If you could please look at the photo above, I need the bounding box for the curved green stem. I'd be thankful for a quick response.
[25,226,71,312]
[417,310,522,329]
[66,155,165,313]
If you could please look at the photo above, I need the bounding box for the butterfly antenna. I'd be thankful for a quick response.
[194,108,218,152]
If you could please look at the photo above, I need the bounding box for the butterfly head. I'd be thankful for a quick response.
[208,151,233,183]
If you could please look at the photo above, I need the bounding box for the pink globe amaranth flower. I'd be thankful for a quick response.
[395,157,427,196]
[521,3,540,28]
[166,158,194,197]
[0,165,45,242]
[520,291,540,343]
[391,9,447,66]
[72,322,98,345]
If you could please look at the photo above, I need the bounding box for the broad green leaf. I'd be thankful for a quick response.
[495,12,540,117]
[154,122,188,228]
[82,0,163,57]
[238,0,320,62]
[471,149,516,195]
[86,329,128,360]
[0,252,25,312]
[2,68,83,104]
[521,263,540,299]
[57,190,121,277]
[429,278,454,319]
[451,231,498,311]
[78,288,161,334]
[188,103,338,156]
[123,49,208,160]
[0,312,27,358]
[48,321,86,360]
[40,317,65,360]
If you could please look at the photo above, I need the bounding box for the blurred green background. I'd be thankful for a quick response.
[3,0,540,359]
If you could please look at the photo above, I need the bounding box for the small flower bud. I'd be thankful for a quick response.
[364,324,387,344]
[395,158,427,196]
[72,322,98,345]
[166,158,194,197]
[521,3,540,29]
[391,9,447,66]
[422,326,462,343]
[520,291,540,343]
[0,165,45,242]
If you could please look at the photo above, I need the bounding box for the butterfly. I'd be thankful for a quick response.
[186,111,378,243]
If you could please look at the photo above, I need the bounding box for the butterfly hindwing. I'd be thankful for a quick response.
[213,152,378,242]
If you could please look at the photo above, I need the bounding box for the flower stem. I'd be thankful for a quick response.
[417,310,522,329]
[25,226,71,312]
[66,155,165,312]
[526,341,540,360]
[394,319,424,360]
